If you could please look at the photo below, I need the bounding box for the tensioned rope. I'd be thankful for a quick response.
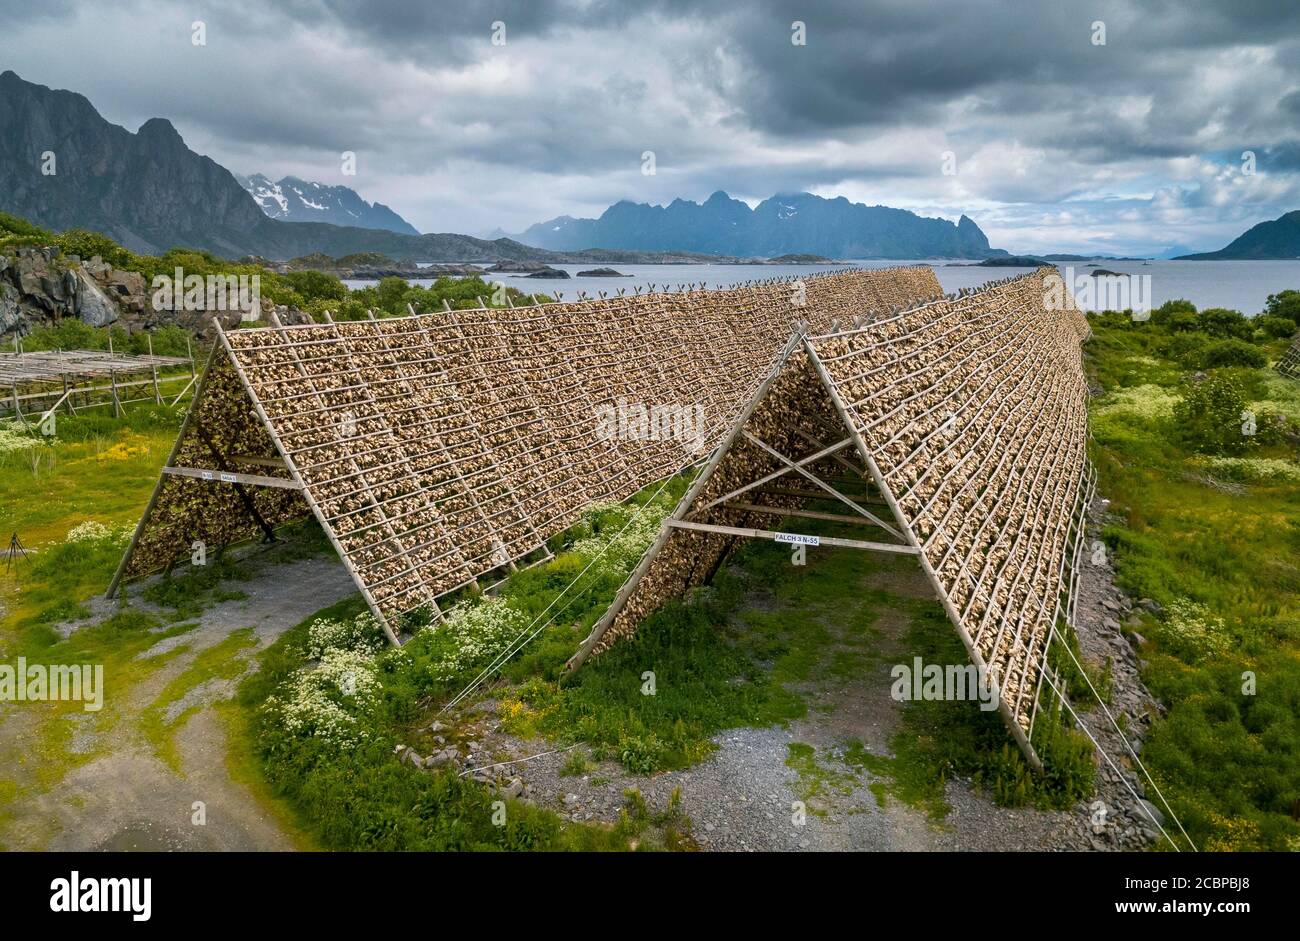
[1035,659,1187,851]
[1049,624,1197,850]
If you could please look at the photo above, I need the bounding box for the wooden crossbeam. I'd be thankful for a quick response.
[161,466,303,490]
[756,484,883,505]
[739,431,906,540]
[723,500,893,530]
[693,436,854,515]
[664,518,918,555]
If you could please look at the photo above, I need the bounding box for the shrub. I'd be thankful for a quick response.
[1195,307,1253,341]
[1264,289,1300,322]
[0,423,45,456]
[1156,330,1211,368]
[263,647,383,749]
[55,228,138,269]
[1201,339,1266,369]
[1154,298,1197,317]
[0,211,52,240]
[1161,598,1232,660]
[1255,315,1297,340]
[1206,456,1300,484]
[303,613,388,660]
[1173,371,1255,455]
[282,270,348,304]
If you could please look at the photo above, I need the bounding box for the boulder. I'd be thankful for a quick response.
[83,255,113,280]
[0,282,23,334]
[15,249,51,296]
[105,268,146,301]
[1137,798,1165,829]
[75,271,120,327]
[423,749,457,768]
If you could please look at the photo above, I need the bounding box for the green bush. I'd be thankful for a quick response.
[1151,299,1197,331]
[1255,315,1298,340]
[1172,371,1255,455]
[1195,307,1253,341]
[54,229,139,269]
[1156,330,1211,368]
[282,269,348,304]
[1264,289,1300,322]
[1201,338,1267,369]
[0,211,53,239]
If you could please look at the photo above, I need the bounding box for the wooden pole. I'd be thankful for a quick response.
[107,333,122,417]
[147,333,162,404]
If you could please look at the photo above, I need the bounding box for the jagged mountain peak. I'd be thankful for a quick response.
[235,172,419,236]
[516,191,1003,258]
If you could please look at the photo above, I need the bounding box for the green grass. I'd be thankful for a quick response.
[1084,307,1300,851]
[0,410,179,644]
[140,628,259,770]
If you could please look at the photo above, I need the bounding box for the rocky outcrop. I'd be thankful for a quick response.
[0,246,309,338]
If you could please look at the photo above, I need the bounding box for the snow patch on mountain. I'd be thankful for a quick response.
[235,173,419,235]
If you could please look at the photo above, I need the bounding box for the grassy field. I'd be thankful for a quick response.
[1085,305,1300,851]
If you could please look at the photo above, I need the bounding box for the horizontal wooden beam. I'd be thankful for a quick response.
[226,454,288,470]
[664,518,918,555]
[758,484,884,505]
[724,500,894,529]
[162,466,303,490]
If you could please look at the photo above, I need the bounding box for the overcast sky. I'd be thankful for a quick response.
[2,0,1298,255]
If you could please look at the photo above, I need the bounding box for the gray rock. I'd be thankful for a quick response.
[0,281,23,334]
[502,777,525,799]
[75,272,120,327]
[1137,799,1165,828]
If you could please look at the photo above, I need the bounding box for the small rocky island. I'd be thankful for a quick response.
[765,253,834,264]
[576,267,629,277]
[277,252,482,279]
[482,261,571,279]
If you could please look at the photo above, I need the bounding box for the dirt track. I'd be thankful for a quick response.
[0,556,355,851]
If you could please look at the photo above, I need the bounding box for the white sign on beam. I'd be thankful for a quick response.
[774,532,820,547]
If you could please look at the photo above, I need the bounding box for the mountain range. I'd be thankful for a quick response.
[8,69,1293,264]
[514,191,1003,259]
[1175,210,1300,260]
[0,71,579,262]
[236,173,418,235]
[0,71,1017,264]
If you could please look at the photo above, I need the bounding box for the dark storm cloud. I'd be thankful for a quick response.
[0,0,1298,251]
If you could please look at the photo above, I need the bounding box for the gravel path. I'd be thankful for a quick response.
[0,553,356,851]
